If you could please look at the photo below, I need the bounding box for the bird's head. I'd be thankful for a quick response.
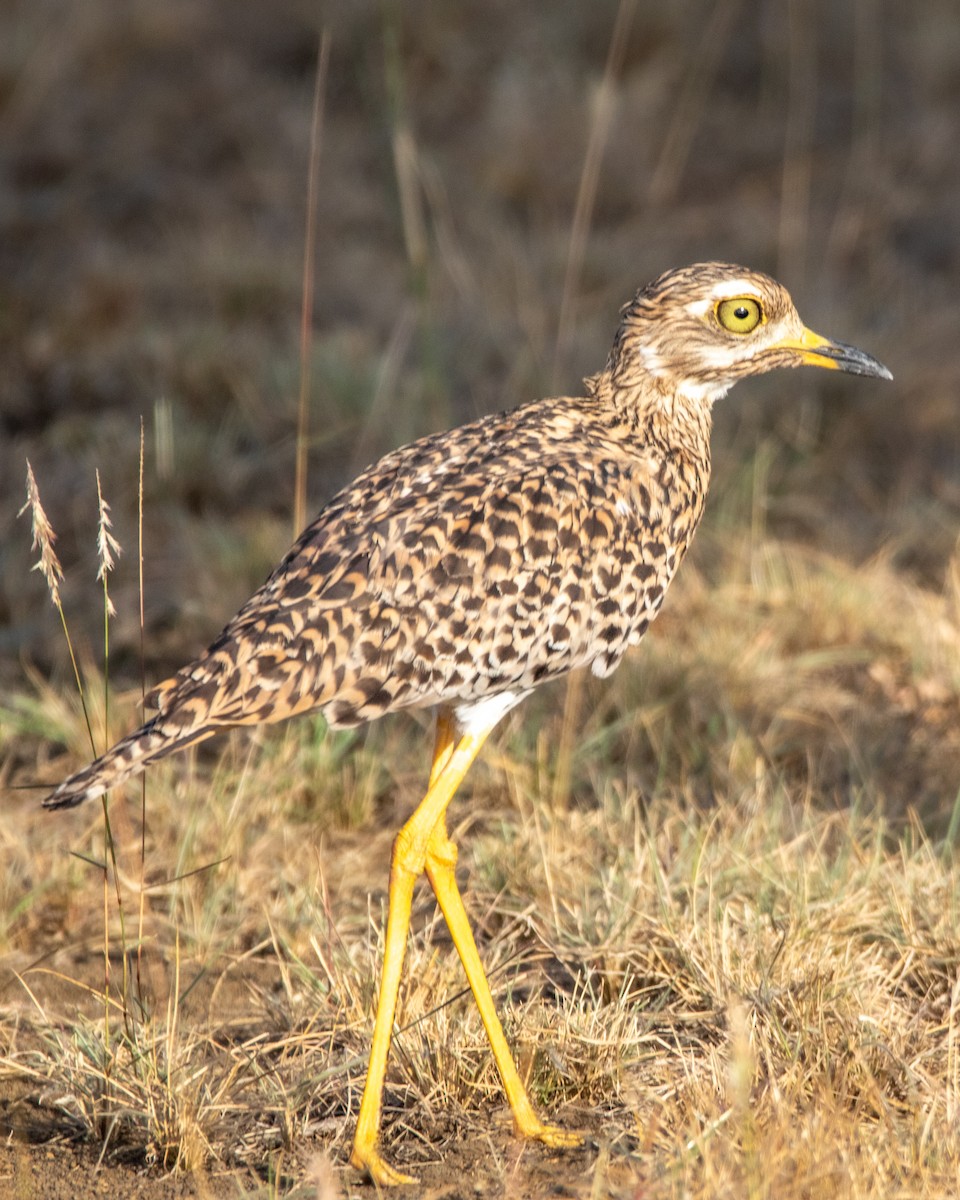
[606,262,891,408]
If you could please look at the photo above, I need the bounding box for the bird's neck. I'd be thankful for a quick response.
[584,367,714,468]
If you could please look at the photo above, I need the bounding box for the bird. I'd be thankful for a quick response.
[42,262,891,1185]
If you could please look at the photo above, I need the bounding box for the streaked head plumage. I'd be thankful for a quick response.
[605,261,891,406]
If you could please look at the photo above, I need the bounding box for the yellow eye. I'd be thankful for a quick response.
[716,297,763,334]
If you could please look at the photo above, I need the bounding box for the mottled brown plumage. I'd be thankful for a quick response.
[42,263,891,1184]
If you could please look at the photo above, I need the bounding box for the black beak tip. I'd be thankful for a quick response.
[827,339,893,382]
[851,356,893,383]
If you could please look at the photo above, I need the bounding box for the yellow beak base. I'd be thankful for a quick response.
[775,327,893,380]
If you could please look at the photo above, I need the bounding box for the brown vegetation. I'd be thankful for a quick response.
[2,1,960,1196]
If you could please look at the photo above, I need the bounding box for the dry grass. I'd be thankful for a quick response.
[4,523,960,1197]
[3,1,960,1197]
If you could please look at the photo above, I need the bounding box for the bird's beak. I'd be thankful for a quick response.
[776,326,893,380]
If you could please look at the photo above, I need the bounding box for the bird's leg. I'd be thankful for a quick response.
[426,707,458,786]
[424,816,583,1151]
[350,855,418,1186]
[350,709,487,1186]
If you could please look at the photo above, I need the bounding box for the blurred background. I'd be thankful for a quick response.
[2,7,960,1185]
[0,0,957,688]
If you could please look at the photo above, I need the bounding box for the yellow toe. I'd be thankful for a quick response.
[350,1143,418,1187]
[518,1118,584,1150]
[542,1125,584,1149]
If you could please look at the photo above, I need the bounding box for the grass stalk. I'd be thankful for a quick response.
[552,0,637,387]
[292,30,331,539]
[19,460,96,755]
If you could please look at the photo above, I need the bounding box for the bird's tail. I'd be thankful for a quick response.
[42,718,215,810]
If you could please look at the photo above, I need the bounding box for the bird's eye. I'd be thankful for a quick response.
[716,297,763,334]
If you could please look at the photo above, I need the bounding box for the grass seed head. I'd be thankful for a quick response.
[95,470,122,618]
[19,459,65,610]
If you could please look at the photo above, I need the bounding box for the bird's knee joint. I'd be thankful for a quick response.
[426,836,458,871]
[391,827,427,878]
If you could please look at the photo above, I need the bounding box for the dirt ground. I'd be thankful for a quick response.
[3,1,960,1197]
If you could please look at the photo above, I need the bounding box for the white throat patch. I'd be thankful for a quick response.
[675,379,732,404]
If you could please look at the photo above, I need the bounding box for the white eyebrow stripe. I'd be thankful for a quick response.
[708,278,762,300]
[686,278,764,318]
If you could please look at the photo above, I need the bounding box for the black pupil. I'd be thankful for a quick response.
[734,305,749,320]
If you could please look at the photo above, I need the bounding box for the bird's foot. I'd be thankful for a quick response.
[519,1118,584,1150]
[349,1141,418,1187]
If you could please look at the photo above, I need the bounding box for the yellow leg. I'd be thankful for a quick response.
[350,710,485,1186]
[424,818,582,1149]
[427,708,457,787]
[350,860,418,1185]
